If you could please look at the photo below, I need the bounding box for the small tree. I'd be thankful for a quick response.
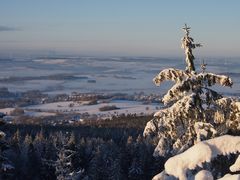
[181,23,202,72]
[144,24,240,158]
[0,120,14,178]
[54,133,84,180]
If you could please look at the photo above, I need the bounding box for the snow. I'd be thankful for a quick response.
[203,73,233,87]
[153,68,189,87]
[152,171,164,180]
[0,108,56,117]
[152,170,174,180]
[1,163,14,171]
[0,131,6,138]
[230,154,240,172]
[0,108,14,115]
[25,100,158,117]
[164,135,240,180]
[153,137,170,157]
[33,59,67,65]
[161,72,233,105]
[237,102,240,109]
[145,94,240,157]
[162,82,185,104]
[24,111,56,117]
[194,170,213,180]
[153,94,194,118]
[218,174,240,180]
[194,122,217,143]
[143,118,157,137]
[145,25,240,180]
[165,141,212,180]
[1,100,160,119]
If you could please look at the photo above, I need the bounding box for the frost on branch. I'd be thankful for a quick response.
[153,68,190,86]
[159,72,233,105]
[181,23,201,72]
[144,94,240,156]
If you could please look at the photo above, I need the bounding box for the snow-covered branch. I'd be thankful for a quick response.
[156,70,233,105]
[153,68,190,86]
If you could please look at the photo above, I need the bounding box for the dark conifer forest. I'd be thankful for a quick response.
[0,115,163,180]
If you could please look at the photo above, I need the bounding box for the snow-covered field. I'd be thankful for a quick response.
[0,107,56,117]
[0,100,161,119]
[0,108,14,115]
[25,100,160,117]
[24,111,56,117]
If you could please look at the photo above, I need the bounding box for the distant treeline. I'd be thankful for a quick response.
[0,74,88,83]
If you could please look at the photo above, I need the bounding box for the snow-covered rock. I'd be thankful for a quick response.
[161,135,240,180]
[218,174,240,180]
[230,154,240,172]
[194,170,213,180]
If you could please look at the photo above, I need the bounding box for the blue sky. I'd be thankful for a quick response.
[0,0,239,57]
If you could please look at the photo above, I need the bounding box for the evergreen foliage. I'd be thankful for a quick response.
[0,116,160,180]
[144,24,240,179]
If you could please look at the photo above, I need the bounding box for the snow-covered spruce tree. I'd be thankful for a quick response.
[143,24,240,179]
[54,132,84,180]
[0,120,14,178]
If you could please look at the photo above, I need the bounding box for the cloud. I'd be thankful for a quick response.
[0,25,20,31]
